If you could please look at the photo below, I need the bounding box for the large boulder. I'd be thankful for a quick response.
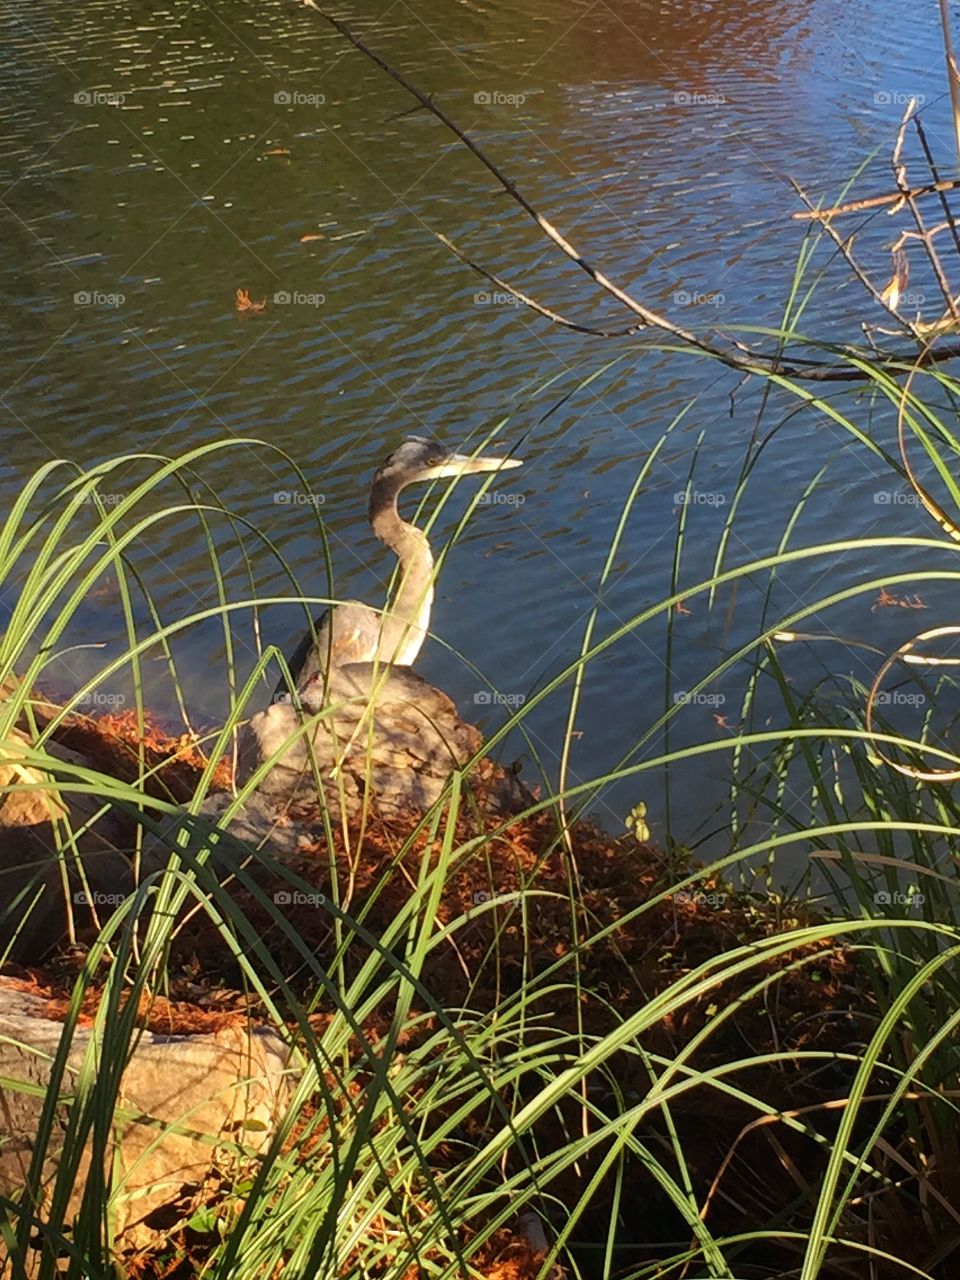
[0,977,292,1273]
[236,662,528,820]
[0,668,530,926]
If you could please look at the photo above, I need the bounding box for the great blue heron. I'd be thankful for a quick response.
[275,436,523,698]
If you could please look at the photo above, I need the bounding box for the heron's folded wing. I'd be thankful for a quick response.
[331,622,379,665]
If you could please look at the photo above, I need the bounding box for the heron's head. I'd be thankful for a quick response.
[375,436,523,487]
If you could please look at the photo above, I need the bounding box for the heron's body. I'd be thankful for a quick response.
[276,437,521,698]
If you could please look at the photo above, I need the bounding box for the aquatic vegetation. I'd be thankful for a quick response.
[0,408,957,1277]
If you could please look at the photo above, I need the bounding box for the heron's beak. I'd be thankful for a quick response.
[424,451,523,479]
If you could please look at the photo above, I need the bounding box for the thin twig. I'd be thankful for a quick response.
[302,1,960,380]
[792,178,960,221]
[892,102,959,320]
[302,5,732,352]
[913,114,960,257]
[435,233,643,337]
[790,179,920,339]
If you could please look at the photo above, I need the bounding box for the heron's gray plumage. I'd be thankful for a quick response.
[274,437,522,700]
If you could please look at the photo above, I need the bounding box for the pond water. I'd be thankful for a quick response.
[3,0,960,857]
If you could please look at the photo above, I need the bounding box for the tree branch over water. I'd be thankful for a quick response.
[792,178,960,221]
[302,1,960,382]
[435,233,644,339]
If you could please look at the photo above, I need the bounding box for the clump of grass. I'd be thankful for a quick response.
[2,338,960,1279]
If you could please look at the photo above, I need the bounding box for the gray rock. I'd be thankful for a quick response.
[139,791,305,874]
[237,662,527,821]
[0,978,292,1272]
[138,665,530,871]
[134,666,532,869]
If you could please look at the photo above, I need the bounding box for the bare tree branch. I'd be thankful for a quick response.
[914,114,960,259]
[302,2,960,382]
[892,101,960,321]
[792,179,960,221]
[436,233,644,337]
[790,179,921,340]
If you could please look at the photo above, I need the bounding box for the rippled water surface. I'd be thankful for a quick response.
[2,0,958,843]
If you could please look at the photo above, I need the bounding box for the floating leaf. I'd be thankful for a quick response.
[235,287,267,314]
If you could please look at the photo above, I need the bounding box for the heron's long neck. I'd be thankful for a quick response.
[369,477,434,661]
